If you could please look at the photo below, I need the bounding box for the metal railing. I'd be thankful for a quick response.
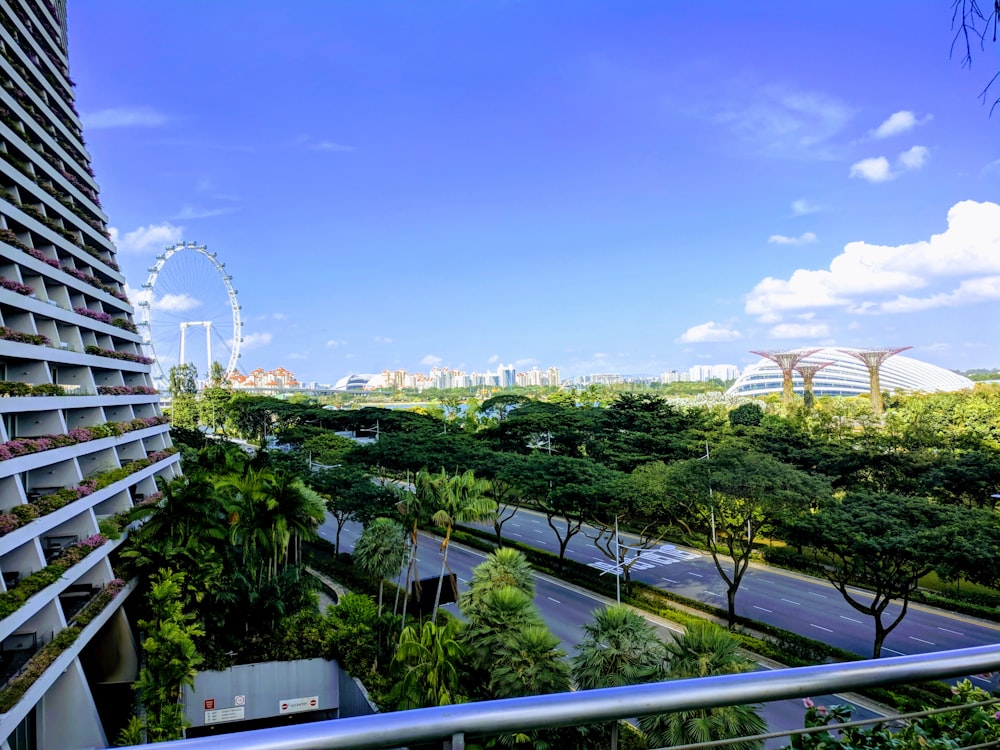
[128,644,1000,750]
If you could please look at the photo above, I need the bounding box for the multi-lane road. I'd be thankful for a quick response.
[495,507,1000,668]
[320,515,890,747]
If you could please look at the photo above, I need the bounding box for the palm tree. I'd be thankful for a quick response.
[392,619,466,710]
[490,624,570,698]
[638,622,766,750]
[460,546,535,616]
[571,605,666,750]
[419,467,495,622]
[460,585,545,677]
[268,472,325,566]
[353,517,406,615]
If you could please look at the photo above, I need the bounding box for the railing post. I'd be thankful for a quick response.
[444,732,465,749]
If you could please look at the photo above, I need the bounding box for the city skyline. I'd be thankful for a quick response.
[69,2,1000,383]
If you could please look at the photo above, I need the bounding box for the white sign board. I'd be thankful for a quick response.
[278,696,319,715]
[204,707,245,724]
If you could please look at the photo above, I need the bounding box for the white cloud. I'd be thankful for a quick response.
[769,232,817,246]
[326,339,346,347]
[110,222,184,254]
[850,146,929,182]
[713,86,853,160]
[308,140,354,152]
[374,336,393,344]
[769,322,830,339]
[242,332,273,350]
[486,354,499,364]
[82,106,168,129]
[172,205,235,220]
[421,354,443,366]
[746,200,1000,317]
[678,321,742,343]
[849,156,893,182]
[873,111,916,138]
[791,199,821,216]
[515,358,538,367]
[898,145,929,170]
[153,293,200,313]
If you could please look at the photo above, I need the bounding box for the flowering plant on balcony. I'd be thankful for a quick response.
[73,306,113,325]
[26,247,59,269]
[0,277,33,295]
[83,345,154,365]
[97,385,158,396]
[0,327,50,347]
[0,417,168,461]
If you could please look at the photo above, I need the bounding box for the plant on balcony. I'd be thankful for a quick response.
[0,416,169,461]
[0,382,33,397]
[0,277,34,295]
[26,246,59,268]
[83,346,153,365]
[111,317,138,333]
[0,535,108,619]
[97,385,158,396]
[0,579,128,712]
[0,228,31,252]
[0,327,50,347]
[73,306,112,325]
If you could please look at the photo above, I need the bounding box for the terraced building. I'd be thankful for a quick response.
[0,2,179,747]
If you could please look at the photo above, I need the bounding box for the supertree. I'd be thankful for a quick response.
[838,347,912,417]
[793,361,833,410]
[750,349,820,405]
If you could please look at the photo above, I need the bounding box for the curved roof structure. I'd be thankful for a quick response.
[726,347,973,398]
[333,373,386,391]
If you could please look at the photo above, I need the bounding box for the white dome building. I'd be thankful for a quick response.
[333,373,387,391]
[726,348,973,398]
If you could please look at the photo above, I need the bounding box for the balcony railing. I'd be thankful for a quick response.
[125,643,1000,749]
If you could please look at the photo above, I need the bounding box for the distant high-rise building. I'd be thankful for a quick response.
[688,364,740,382]
[545,366,560,387]
[0,3,179,745]
[498,363,516,388]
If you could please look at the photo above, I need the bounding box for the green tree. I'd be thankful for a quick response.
[168,363,199,428]
[460,547,535,615]
[392,619,466,710]
[638,622,765,750]
[353,517,406,615]
[309,466,390,553]
[783,491,993,657]
[417,467,495,622]
[652,445,829,626]
[571,605,667,750]
[133,569,204,742]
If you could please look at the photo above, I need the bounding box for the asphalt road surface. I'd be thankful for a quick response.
[320,515,884,748]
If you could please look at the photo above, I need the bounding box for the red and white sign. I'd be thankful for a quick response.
[234,695,246,706]
[203,699,215,710]
[278,696,319,715]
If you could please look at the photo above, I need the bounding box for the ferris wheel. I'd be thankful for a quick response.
[136,241,243,385]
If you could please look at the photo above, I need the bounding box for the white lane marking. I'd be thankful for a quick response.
[547,597,561,604]
[909,636,935,645]
[781,598,800,606]
[808,591,828,598]
[512,532,523,538]
[510,523,521,528]
[840,616,863,624]
[704,591,721,597]
[754,606,773,613]
[810,624,833,633]
[689,572,703,578]
[458,577,468,584]
[662,577,679,583]
[938,627,962,636]
[882,647,906,656]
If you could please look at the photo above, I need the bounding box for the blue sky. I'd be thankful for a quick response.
[67,2,1000,383]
